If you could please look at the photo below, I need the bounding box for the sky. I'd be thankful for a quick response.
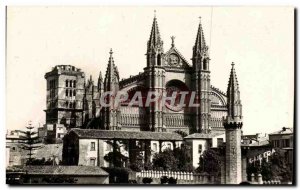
[6,6,294,135]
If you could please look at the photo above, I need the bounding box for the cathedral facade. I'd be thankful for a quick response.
[45,15,230,141]
[81,16,228,135]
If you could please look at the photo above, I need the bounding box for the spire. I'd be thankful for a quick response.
[147,13,163,53]
[97,71,103,92]
[226,62,242,122]
[193,17,208,58]
[104,49,119,91]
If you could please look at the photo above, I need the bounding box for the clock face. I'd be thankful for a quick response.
[169,54,179,66]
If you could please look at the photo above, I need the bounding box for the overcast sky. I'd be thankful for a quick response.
[6,6,294,134]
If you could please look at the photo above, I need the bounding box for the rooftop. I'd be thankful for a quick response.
[69,129,183,141]
[184,131,225,139]
[269,127,294,135]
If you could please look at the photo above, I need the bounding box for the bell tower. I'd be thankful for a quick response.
[224,62,243,184]
[192,17,211,133]
[144,13,165,132]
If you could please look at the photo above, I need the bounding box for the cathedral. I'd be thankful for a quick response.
[45,15,233,140]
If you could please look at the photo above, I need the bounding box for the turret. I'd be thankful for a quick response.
[146,14,164,67]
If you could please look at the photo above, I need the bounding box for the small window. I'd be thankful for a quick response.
[91,142,96,151]
[285,139,290,147]
[66,90,68,97]
[167,143,172,149]
[73,81,76,88]
[90,158,96,166]
[198,144,203,154]
[73,101,76,109]
[70,90,72,97]
[65,101,69,108]
[70,80,73,88]
[217,138,224,147]
[66,80,69,87]
[73,90,76,97]
[153,143,158,151]
[69,102,73,108]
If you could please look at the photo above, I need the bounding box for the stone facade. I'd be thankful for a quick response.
[44,65,85,143]
[44,16,229,143]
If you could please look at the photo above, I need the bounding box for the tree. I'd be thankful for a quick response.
[196,149,221,175]
[173,144,194,172]
[246,148,293,182]
[19,122,43,165]
[103,140,128,168]
[152,148,178,171]
[268,149,292,182]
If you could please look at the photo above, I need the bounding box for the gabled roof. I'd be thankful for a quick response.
[23,166,108,176]
[269,127,294,135]
[69,129,183,141]
[164,45,191,68]
[185,131,225,139]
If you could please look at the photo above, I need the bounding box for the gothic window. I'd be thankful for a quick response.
[70,90,72,97]
[73,90,76,97]
[66,80,69,87]
[74,81,76,88]
[66,89,68,97]
[203,59,207,70]
[157,54,161,66]
[70,80,73,88]
[147,55,150,66]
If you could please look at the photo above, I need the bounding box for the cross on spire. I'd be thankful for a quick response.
[171,36,175,47]
[231,62,235,67]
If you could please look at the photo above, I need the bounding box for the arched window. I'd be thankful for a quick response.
[73,81,76,88]
[147,55,150,66]
[65,101,69,108]
[157,54,161,66]
[203,59,207,70]
[66,80,69,87]
[70,90,72,97]
[73,101,76,109]
[70,80,73,88]
[66,89,68,97]
[69,102,73,108]
[73,90,76,96]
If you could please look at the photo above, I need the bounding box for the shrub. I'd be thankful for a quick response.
[142,177,153,184]
[160,176,169,184]
[168,177,177,184]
